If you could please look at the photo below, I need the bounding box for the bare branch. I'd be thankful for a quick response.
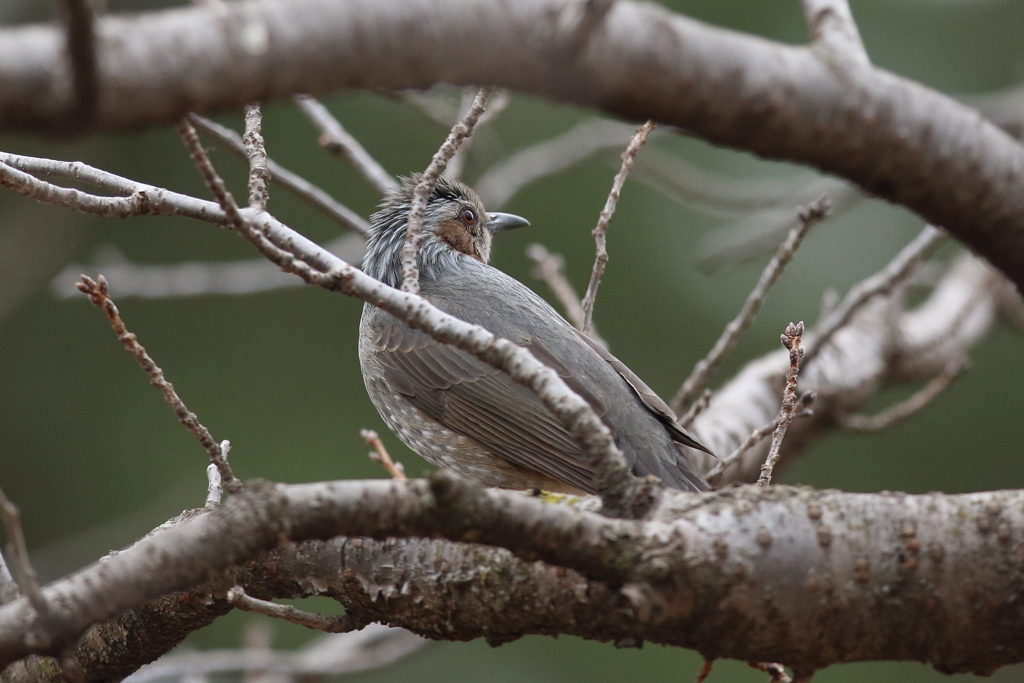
[205,441,231,508]
[0,488,45,617]
[672,197,830,413]
[226,586,364,633]
[838,357,968,432]
[685,251,1001,485]
[75,274,242,494]
[401,86,493,295]
[678,389,712,430]
[188,114,370,234]
[581,120,654,336]
[2,0,1023,290]
[361,429,406,480]
[757,321,805,486]
[292,94,397,195]
[176,118,248,229]
[801,0,869,66]
[445,89,510,181]
[802,225,947,366]
[205,465,223,510]
[242,104,271,212]
[706,395,814,485]
[0,151,238,227]
[7,478,1024,674]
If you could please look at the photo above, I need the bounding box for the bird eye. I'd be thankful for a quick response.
[460,208,476,225]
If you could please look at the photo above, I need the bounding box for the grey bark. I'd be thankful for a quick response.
[3,477,1024,679]
[1,0,1023,290]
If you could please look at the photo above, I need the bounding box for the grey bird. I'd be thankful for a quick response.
[359,176,711,494]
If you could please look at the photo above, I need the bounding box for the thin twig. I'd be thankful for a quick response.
[801,0,869,66]
[205,442,231,508]
[838,357,968,432]
[176,119,248,228]
[227,586,366,633]
[360,429,406,480]
[672,196,831,413]
[242,105,271,212]
[0,151,235,225]
[803,225,947,366]
[444,88,511,180]
[59,0,98,128]
[188,114,369,234]
[678,389,713,430]
[293,94,397,195]
[401,87,493,295]
[75,274,242,493]
[581,120,655,335]
[0,487,47,615]
[706,394,815,485]
[205,465,222,509]
[758,322,806,487]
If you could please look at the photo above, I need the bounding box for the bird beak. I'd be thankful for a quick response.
[486,212,530,233]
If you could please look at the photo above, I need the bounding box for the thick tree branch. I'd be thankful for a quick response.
[1,0,1023,289]
[3,479,1024,676]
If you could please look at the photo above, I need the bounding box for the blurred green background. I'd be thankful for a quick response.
[1,0,1023,681]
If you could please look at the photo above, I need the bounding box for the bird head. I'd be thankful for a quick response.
[363,175,530,288]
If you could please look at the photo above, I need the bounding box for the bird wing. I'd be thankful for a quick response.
[574,330,714,455]
[374,323,599,493]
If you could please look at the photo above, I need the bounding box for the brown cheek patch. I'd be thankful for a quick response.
[436,220,481,260]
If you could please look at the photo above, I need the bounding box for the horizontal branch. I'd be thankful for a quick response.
[0,0,1022,289]
[3,477,1024,676]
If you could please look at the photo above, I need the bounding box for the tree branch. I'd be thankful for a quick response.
[292,94,397,196]
[672,197,829,413]
[581,120,654,336]
[4,478,1024,676]
[687,251,1004,484]
[75,275,242,493]
[401,87,491,295]
[188,113,370,234]
[1,0,1022,289]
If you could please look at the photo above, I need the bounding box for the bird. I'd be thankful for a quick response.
[358,175,711,494]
